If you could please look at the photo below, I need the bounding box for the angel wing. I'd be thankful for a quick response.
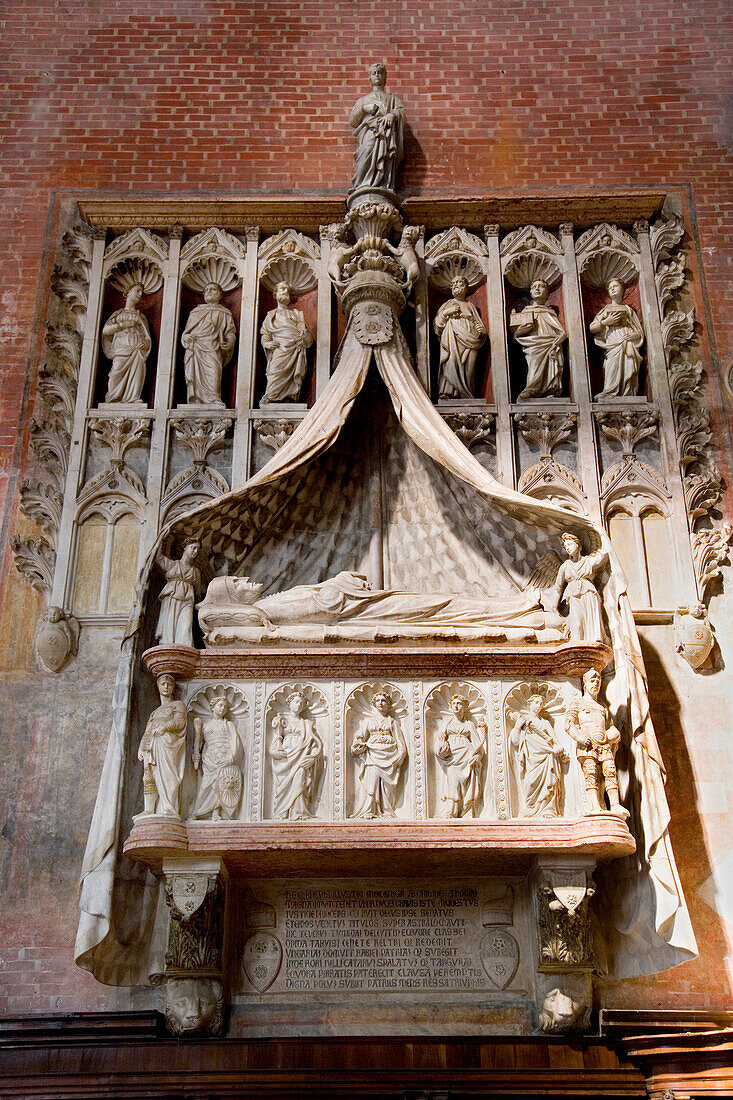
[523,550,562,591]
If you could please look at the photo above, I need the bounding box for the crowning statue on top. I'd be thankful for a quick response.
[349,62,405,193]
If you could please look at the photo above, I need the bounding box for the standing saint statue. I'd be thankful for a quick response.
[589,278,644,399]
[155,540,201,647]
[349,61,405,192]
[259,282,314,404]
[137,673,188,817]
[509,694,568,818]
[192,696,243,820]
[510,279,567,400]
[101,283,151,404]
[435,695,486,818]
[565,669,624,815]
[434,276,487,399]
[549,533,608,644]
[269,690,324,820]
[351,691,407,819]
[181,282,237,406]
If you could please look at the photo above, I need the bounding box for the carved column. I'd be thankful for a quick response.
[142,226,184,554]
[559,223,602,521]
[316,226,333,397]
[161,857,228,1037]
[634,219,697,600]
[51,231,107,607]
[530,855,595,1034]
[414,227,431,396]
[484,225,515,487]
[232,225,260,487]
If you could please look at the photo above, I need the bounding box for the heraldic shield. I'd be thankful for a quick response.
[351,299,394,345]
[480,929,520,990]
[241,930,283,993]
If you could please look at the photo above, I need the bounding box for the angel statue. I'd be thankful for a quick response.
[351,691,408,819]
[269,690,324,820]
[192,695,244,821]
[509,694,568,818]
[528,533,608,644]
[565,669,625,816]
[589,278,644,399]
[435,694,487,818]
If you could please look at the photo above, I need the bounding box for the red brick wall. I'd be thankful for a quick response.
[0,0,731,1018]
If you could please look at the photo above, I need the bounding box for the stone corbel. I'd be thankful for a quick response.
[161,857,229,1037]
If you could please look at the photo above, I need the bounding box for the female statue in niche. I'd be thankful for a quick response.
[351,691,407,819]
[137,673,188,818]
[589,278,644,399]
[102,283,152,404]
[509,694,568,818]
[434,276,487,399]
[181,282,237,406]
[550,532,608,644]
[269,691,324,820]
[349,61,405,192]
[155,540,202,647]
[435,694,487,818]
[192,696,244,820]
[259,282,314,404]
[510,278,567,400]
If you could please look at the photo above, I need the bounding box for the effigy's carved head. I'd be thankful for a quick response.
[212,697,230,719]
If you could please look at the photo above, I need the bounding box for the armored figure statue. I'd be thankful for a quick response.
[192,696,243,820]
[351,691,407,819]
[510,278,567,400]
[349,61,405,192]
[435,694,486,818]
[589,278,644,399]
[509,694,568,818]
[269,690,324,819]
[181,282,237,406]
[260,282,314,404]
[155,540,201,647]
[434,276,487,399]
[565,669,624,815]
[137,673,187,818]
[101,283,151,404]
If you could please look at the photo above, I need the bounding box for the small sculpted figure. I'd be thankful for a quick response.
[589,278,644,399]
[391,224,420,289]
[325,222,355,289]
[435,695,486,818]
[349,61,405,192]
[434,276,487,399]
[101,283,152,404]
[181,282,237,406]
[270,690,324,820]
[155,540,201,647]
[36,605,79,673]
[351,692,407,819]
[565,669,624,815]
[550,532,608,644]
[510,279,567,400]
[192,697,243,820]
[138,673,188,817]
[164,977,225,1037]
[509,694,568,818]
[260,282,314,404]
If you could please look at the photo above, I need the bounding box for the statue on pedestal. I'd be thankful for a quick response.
[589,278,644,399]
[260,282,314,404]
[435,694,486,818]
[510,279,567,400]
[102,283,151,404]
[181,282,237,406]
[137,673,187,818]
[269,690,324,820]
[155,540,202,647]
[565,669,624,815]
[509,694,568,818]
[349,62,405,192]
[434,276,487,399]
[549,533,608,644]
[351,691,407,819]
[192,697,243,820]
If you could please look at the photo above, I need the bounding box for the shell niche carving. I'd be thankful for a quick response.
[107,257,164,296]
[504,252,561,291]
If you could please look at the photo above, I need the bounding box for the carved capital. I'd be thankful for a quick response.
[558,223,574,237]
[244,225,260,243]
[91,226,108,241]
[168,223,185,240]
[484,223,501,238]
[633,218,649,235]
[253,417,298,452]
[595,409,658,456]
[532,862,595,972]
[517,411,576,459]
[442,411,494,451]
